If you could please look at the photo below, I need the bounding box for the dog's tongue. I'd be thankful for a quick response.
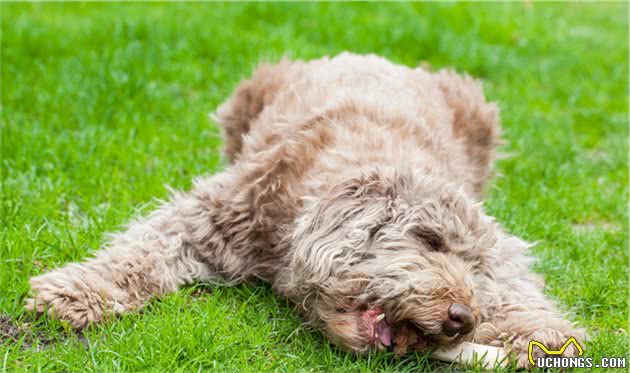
[376,320,393,346]
[362,309,393,347]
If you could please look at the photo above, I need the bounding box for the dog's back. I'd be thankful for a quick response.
[214,53,500,195]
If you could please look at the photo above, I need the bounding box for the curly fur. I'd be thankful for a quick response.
[26,53,584,369]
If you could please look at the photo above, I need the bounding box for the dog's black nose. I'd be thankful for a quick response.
[442,303,474,336]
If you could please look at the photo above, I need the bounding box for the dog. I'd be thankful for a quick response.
[26,53,584,368]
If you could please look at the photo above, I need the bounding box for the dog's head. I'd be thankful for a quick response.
[275,171,498,354]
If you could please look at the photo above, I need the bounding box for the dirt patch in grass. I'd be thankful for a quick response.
[0,315,21,344]
[0,314,55,350]
[572,220,620,233]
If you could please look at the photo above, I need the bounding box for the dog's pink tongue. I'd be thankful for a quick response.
[376,320,393,346]
[362,309,393,347]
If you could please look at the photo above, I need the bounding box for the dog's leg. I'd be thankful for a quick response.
[472,232,585,369]
[25,169,276,329]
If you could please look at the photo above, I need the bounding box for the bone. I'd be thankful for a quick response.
[430,342,508,368]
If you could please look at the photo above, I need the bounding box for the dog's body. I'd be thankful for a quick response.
[27,53,583,368]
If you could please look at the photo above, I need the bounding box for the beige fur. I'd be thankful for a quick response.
[26,53,584,369]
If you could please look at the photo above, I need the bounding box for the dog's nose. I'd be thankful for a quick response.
[442,303,474,336]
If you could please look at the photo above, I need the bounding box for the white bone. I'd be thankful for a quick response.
[431,342,508,368]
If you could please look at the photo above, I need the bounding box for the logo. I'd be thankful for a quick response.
[528,337,584,366]
[529,337,627,369]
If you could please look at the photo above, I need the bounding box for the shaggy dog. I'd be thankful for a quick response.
[26,53,584,368]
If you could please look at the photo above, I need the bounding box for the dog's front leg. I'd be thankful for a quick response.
[25,168,268,329]
[472,232,585,369]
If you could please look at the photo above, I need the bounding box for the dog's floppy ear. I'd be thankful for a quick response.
[275,173,396,302]
[327,172,400,201]
[302,172,400,237]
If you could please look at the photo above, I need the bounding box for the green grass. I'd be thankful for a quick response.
[1,2,627,372]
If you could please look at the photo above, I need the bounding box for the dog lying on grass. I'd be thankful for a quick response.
[26,53,584,368]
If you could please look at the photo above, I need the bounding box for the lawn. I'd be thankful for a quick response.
[1,2,628,372]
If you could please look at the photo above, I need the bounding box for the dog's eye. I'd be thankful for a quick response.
[425,234,445,252]
[412,228,446,252]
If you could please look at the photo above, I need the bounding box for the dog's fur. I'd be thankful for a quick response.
[26,53,584,368]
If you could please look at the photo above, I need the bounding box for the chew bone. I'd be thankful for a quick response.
[431,342,508,368]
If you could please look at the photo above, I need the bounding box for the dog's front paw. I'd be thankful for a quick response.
[25,271,107,329]
[510,328,586,370]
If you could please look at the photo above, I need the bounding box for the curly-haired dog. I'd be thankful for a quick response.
[26,53,584,368]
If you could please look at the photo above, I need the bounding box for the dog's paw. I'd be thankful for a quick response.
[510,327,586,370]
[25,271,107,329]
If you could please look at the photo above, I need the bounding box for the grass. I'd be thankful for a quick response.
[1,2,627,372]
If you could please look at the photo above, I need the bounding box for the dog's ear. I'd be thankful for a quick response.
[303,172,399,237]
[326,172,400,202]
[276,173,396,302]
